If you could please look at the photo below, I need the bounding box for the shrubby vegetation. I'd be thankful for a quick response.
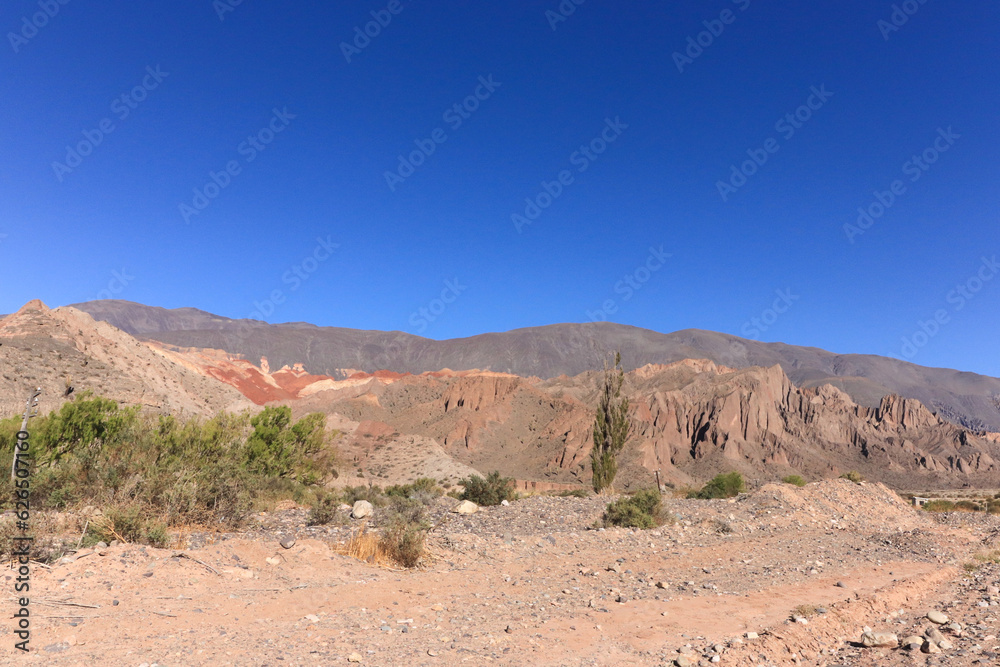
[458,470,516,506]
[782,475,806,487]
[602,489,673,529]
[839,471,864,484]
[0,393,336,553]
[688,472,745,499]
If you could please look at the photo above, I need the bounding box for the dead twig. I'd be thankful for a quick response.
[76,520,90,550]
[148,610,177,617]
[173,552,220,575]
[34,599,101,609]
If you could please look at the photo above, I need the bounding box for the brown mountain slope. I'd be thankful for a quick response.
[70,300,1000,432]
[286,358,1000,490]
[0,301,252,418]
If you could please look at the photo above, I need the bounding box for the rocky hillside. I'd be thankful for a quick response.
[0,301,252,418]
[70,300,1000,432]
[284,359,1000,490]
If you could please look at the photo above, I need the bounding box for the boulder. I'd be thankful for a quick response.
[351,500,374,519]
[452,500,478,515]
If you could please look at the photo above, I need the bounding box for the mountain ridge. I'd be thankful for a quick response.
[69,299,1000,432]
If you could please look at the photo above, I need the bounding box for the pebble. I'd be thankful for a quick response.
[279,536,296,549]
[347,652,363,662]
[927,610,948,624]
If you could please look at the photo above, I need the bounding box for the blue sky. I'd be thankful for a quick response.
[1,1,998,376]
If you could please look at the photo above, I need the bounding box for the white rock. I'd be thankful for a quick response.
[501,499,510,506]
[351,500,374,519]
[452,500,478,514]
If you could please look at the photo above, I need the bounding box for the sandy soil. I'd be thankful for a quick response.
[3,481,999,666]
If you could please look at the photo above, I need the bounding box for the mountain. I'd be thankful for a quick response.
[72,300,1000,432]
[0,300,251,418]
[291,359,1000,490]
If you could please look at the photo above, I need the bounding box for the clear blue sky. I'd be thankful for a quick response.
[2,1,998,376]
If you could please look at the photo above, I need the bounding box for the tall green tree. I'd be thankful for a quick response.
[591,351,630,493]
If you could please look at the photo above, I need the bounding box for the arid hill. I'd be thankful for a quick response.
[0,300,251,418]
[70,299,1000,432]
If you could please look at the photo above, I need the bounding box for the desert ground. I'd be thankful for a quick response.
[4,479,999,667]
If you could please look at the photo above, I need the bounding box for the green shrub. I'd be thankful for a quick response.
[688,472,745,499]
[839,471,863,484]
[0,395,336,554]
[308,492,343,526]
[554,488,589,498]
[378,497,429,568]
[923,500,956,512]
[340,485,387,507]
[459,471,516,506]
[955,500,981,512]
[602,489,670,529]
[782,475,806,487]
[987,500,1000,514]
[386,477,443,502]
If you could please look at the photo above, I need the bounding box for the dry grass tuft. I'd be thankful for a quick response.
[335,525,396,568]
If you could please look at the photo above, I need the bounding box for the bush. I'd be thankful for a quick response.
[378,497,429,568]
[307,492,343,526]
[554,488,589,498]
[688,472,745,499]
[603,489,670,529]
[955,500,981,512]
[0,395,336,554]
[386,477,443,503]
[782,475,806,487]
[987,500,1000,514]
[839,471,863,484]
[459,471,515,506]
[922,500,956,512]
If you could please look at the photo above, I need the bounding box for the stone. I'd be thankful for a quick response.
[348,653,363,663]
[946,621,963,634]
[674,657,695,667]
[927,610,948,624]
[352,500,374,519]
[656,581,669,589]
[921,639,940,654]
[746,632,758,640]
[835,581,846,588]
[925,627,945,643]
[861,632,898,648]
[902,635,923,650]
[279,536,296,549]
[451,500,478,515]
[501,499,510,506]
[938,639,953,650]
